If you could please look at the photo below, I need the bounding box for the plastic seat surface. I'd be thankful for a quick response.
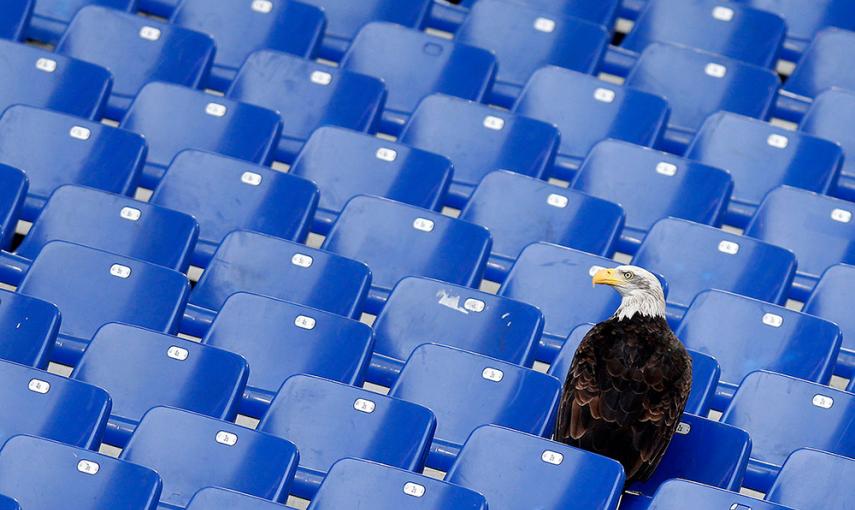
[0,164,26,250]
[766,449,855,510]
[186,488,288,510]
[137,0,177,17]
[800,88,855,201]
[803,264,855,377]
[784,28,855,100]
[0,289,59,369]
[0,496,16,510]
[645,480,793,510]
[28,0,135,44]
[735,0,855,56]
[0,0,32,41]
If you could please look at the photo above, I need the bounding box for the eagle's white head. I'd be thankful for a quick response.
[592,265,666,320]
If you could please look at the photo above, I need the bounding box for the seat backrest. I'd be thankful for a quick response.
[0,164,27,249]
[0,288,60,369]
[186,487,291,510]
[646,480,792,510]
[802,263,855,376]
[0,0,31,41]
[785,28,855,98]
[799,87,855,201]
[766,448,855,510]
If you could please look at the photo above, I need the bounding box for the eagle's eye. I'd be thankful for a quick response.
[623,271,634,280]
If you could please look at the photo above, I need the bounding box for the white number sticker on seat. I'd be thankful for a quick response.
[676,422,691,435]
[205,103,227,117]
[376,147,398,162]
[767,134,789,149]
[812,394,834,409]
[656,162,677,176]
[547,194,568,208]
[167,345,189,361]
[310,70,332,85]
[215,431,238,446]
[110,264,132,279]
[139,26,162,41]
[482,367,504,382]
[712,6,734,21]
[705,63,727,78]
[464,298,485,313]
[718,240,739,255]
[483,115,505,130]
[541,450,564,465]
[252,0,273,13]
[77,460,100,475]
[831,208,852,223]
[403,482,426,497]
[413,218,435,232]
[594,88,615,103]
[294,315,316,330]
[36,58,57,73]
[354,398,376,414]
[762,313,783,328]
[291,253,313,268]
[241,171,262,186]
[28,378,50,394]
[534,17,556,33]
[120,207,141,221]
[69,126,91,141]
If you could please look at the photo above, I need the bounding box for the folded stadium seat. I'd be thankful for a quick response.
[637,480,792,510]
[721,370,855,491]
[513,66,670,181]
[340,23,497,135]
[572,140,732,253]
[227,51,386,163]
[677,290,841,409]
[257,374,436,498]
[0,40,111,120]
[745,186,855,300]
[186,488,288,510]
[765,448,855,510]
[389,344,562,471]
[120,83,281,189]
[632,218,797,323]
[150,150,318,266]
[803,264,855,377]
[13,242,190,365]
[27,0,135,44]
[0,105,146,220]
[686,112,843,228]
[455,0,610,107]
[460,171,625,280]
[321,195,492,313]
[308,458,488,510]
[202,292,374,417]
[71,324,249,447]
[170,0,325,91]
[428,0,621,34]
[0,496,16,510]
[799,88,855,201]
[549,324,721,416]
[290,127,452,234]
[398,94,559,208]
[56,7,215,120]
[0,435,162,510]
[0,0,31,41]
[0,164,26,250]
[369,276,543,386]
[0,359,110,449]
[625,43,780,153]
[445,425,625,510]
[121,407,299,510]
[0,289,59,369]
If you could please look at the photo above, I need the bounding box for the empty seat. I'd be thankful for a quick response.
[203,292,374,417]
[398,94,559,207]
[573,140,732,252]
[686,112,843,227]
[721,371,855,491]
[150,150,318,266]
[121,407,299,509]
[643,480,792,510]
[0,164,26,250]
[341,23,497,134]
[677,290,841,409]
[186,488,286,510]
[227,51,386,162]
[803,264,855,377]
[0,105,146,220]
[800,88,855,201]
[170,0,325,90]
[513,66,669,179]
[0,435,162,510]
[430,0,621,33]
[310,458,488,510]
[0,496,16,510]
[0,359,110,449]
[766,448,855,510]
[0,39,111,119]
[322,195,491,312]
[625,43,780,152]
[72,323,249,447]
[745,186,855,299]
[0,289,59,369]
[389,344,561,470]
[56,7,216,119]
[28,0,135,44]
[633,218,796,322]
[461,171,624,279]
[456,0,609,106]
[0,0,31,41]
[784,28,855,101]
[445,425,625,510]
[290,127,452,233]
[120,82,281,188]
[258,374,436,498]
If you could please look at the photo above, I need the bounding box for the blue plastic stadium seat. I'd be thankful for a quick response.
[643,480,792,510]
[803,264,855,377]
[0,289,59,369]
[678,290,841,409]
[137,0,177,17]
[0,105,146,220]
[227,51,386,163]
[399,94,560,207]
[461,171,625,280]
[0,164,26,250]
[28,0,135,44]
[14,242,190,365]
[72,323,248,447]
[170,0,325,90]
[121,407,299,509]
[370,277,543,386]
[0,496,16,510]
[203,292,374,417]
[56,7,215,119]
[573,140,732,253]
[513,66,669,180]
[341,23,497,134]
[686,112,843,227]
[455,0,609,106]
[625,43,780,153]
[186,488,287,510]
[0,435,161,510]
[389,344,561,471]
[290,127,452,233]
[322,195,491,312]
[0,359,110,449]
[799,88,855,201]
[429,0,621,33]
[0,40,111,120]
[0,0,32,41]
[783,28,855,103]
[309,458,488,510]
[549,324,721,416]
[721,371,855,491]
[446,425,625,510]
[633,218,796,322]
[151,150,318,266]
[120,82,281,189]
[258,374,436,498]
[746,186,855,300]
[766,449,854,510]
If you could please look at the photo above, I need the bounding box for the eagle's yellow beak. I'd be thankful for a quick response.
[592,268,624,287]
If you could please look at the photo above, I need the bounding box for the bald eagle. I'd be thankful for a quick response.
[554,265,692,484]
